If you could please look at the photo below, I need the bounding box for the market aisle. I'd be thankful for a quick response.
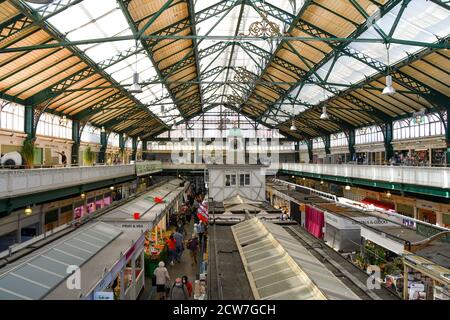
[150,220,198,300]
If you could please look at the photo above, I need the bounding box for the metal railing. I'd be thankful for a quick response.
[281,163,450,189]
[0,161,164,199]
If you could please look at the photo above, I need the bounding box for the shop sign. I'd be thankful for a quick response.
[354,216,397,228]
[116,221,151,231]
[94,292,114,300]
[416,200,440,211]
[402,218,416,229]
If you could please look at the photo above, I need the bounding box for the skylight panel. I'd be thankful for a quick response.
[350,0,450,66]
[325,56,377,85]
[296,84,334,105]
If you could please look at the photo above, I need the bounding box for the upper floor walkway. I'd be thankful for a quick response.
[280,163,450,196]
[0,161,162,199]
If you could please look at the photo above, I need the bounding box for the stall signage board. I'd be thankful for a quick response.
[114,221,152,232]
[94,291,114,300]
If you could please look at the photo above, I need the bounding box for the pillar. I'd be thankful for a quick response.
[71,120,80,165]
[383,121,394,162]
[446,110,450,166]
[142,140,147,160]
[195,138,201,164]
[99,131,107,164]
[24,105,35,141]
[323,135,331,164]
[119,133,125,151]
[348,129,355,162]
[131,136,138,161]
[294,141,300,163]
[306,139,313,163]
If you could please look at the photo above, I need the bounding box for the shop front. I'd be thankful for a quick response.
[403,251,450,300]
[88,231,146,300]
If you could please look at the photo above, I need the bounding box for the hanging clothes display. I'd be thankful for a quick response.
[305,205,325,239]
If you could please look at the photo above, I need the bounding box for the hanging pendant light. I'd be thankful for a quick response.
[290,119,297,131]
[320,88,330,120]
[290,103,296,131]
[130,72,143,93]
[320,105,330,120]
[101,126,105,133]
[129,40,143,93]
[60,115,68,126]
[382,44,396,96]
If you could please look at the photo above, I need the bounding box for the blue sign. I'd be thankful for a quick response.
[94,291,114,300]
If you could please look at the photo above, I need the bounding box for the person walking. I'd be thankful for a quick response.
[56,151,67,166]
[169,277,189,300]
[182,275,193,298]
[197,221,205,244]
[173,229,184,263]
[153,261,170,300]
[166,234,177,266]
[187,235,199,266]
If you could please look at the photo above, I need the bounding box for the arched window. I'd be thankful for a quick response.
[0,101,24,132]
[393,112,445,140]
[355,125,383,145]
[330,132,348,147]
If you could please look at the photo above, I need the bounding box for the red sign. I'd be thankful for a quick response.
[154,197,164,203]
[133,212,140,220]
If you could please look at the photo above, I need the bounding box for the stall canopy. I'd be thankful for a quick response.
[100,179,186,228]
[0,222,122,300]
[231,218,360,300]
[361,198,395,211]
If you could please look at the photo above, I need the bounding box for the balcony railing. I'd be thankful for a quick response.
[0,164,136,199]
[281,163,449,189]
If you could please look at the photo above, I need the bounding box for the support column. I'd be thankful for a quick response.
[294,142,300,163]
[99,131,107,164]
[348,129,356,162]
[446,110,450,166]
[383,121,394,162]
[131,136,138,162]
[142,140,148,161]
[24,105,35,141]
[71,120,80,165]
[306,139,313,163]
[323,135,331,164]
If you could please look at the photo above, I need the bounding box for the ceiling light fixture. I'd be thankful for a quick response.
[24,206,32,216]
[290,103,296,131]
[386,191,391,198]
[382,44,396,96]
[290,119,297,131]
[345,184,351,191]
[320,88,330,120]
[129,40,143,93]
[320,105,330,120]
[60,115,68,126]
[101,126,105,133]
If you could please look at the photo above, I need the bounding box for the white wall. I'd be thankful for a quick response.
[208,165,266,202]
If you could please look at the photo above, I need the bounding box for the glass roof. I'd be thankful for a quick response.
[25,0,449,131]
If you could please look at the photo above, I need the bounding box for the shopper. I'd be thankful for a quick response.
[193,223,199,237]
[182,275,193,298]
[169,277,189,300]
[173,229,184,263]
[197,221,206,244]
[153,261,170,300]
[187,235,199,266]
[166,234,177,266]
